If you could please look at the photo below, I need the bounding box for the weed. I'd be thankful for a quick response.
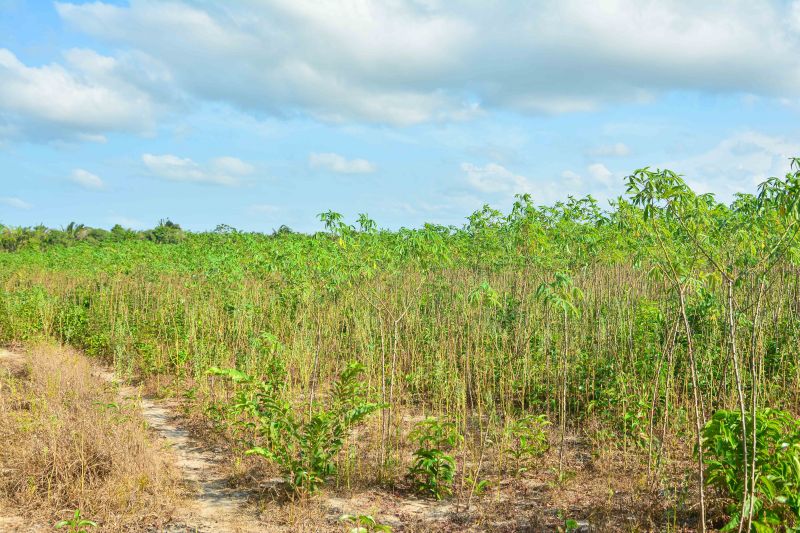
[504,414,550,474]
[339,513,393,532]
[700,409,800,530]
[54,509,97,533]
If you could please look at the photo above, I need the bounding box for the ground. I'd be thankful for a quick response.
[0,344,700,532]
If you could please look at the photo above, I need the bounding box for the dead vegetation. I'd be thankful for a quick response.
[0,343,179,531]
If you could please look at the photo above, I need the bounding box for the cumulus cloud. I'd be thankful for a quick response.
[0,48,157,141]
[561,170,583,187]
[0,196,32,209]
[309,152,376,174]
[462,163,532,194]
[665,131,800,198]
[587,163,614,185]
[142,154,254,185]
[587,142,631,157]
[556,163,621,202]
[454,160,627,211]
[54,0,800,125]
[70,169,104,189]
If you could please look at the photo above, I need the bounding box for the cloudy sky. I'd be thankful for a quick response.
[1,0,800,232]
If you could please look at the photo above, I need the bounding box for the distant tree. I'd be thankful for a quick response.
[272,225,294,237]
[144,219,185,244]
[110,224,138,242]
[214,224,239,234]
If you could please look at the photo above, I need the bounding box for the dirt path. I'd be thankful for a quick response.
[93,369,267,533]
[0,347,266,533]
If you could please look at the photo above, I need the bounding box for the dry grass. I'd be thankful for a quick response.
[0,343,179,531]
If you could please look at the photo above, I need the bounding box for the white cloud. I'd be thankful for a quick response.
[587,163,614,185]
[142,154,254,186]
[212,156,255,176]
[70,168,104,189]
[561,170,583,187]
[557,163,621,201]
[460,161,619,207]
[309,152,376,174]
[0,48,157,140]
[53,1,800,124]
[588,142,631,157]
[0,196,32,209]
[666,131,800,198]
[462,163,532,194]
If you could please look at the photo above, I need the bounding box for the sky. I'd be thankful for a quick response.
[1,0,800,233]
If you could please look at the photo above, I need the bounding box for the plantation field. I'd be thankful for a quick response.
[2,164,800,531]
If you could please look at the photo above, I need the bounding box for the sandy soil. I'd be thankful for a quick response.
[93,369,267,532]
[0,347,266,533]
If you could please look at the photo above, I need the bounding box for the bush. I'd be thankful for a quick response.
[505,414,550,474]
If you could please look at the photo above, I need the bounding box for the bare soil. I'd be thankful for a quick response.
[93,368,268,532]
[2,346,698,532]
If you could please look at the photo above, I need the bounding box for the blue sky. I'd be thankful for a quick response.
[1,1,800,232]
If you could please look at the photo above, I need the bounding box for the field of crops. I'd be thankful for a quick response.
[3,165,800,531]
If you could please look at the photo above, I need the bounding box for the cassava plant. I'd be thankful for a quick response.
[504,414,550,474]
[407,417,463,499]
[700,408,800,531]
[54,509,97,533]
[536,272,582,480]
[209,361,385,495]
[339,513,393,533]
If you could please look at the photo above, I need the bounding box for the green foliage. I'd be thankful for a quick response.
[3,158,800,529]
[535,272,583,317]
[407,417,463,499]
[504,414,550,473]
[211,361,385,495]
[0,220,152,251]
[144,219,185,244]
[54,509,97,533]
[465,475,490,496]
[339,513,393,533]
[700,409,800,531]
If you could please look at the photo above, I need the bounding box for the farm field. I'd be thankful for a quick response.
[2,165,800,532]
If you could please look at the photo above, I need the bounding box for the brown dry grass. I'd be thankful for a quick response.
[0,343,179,531]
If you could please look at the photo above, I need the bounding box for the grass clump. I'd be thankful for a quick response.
[0,344,178,531]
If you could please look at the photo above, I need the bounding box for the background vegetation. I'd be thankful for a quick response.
[3,161,800,531]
